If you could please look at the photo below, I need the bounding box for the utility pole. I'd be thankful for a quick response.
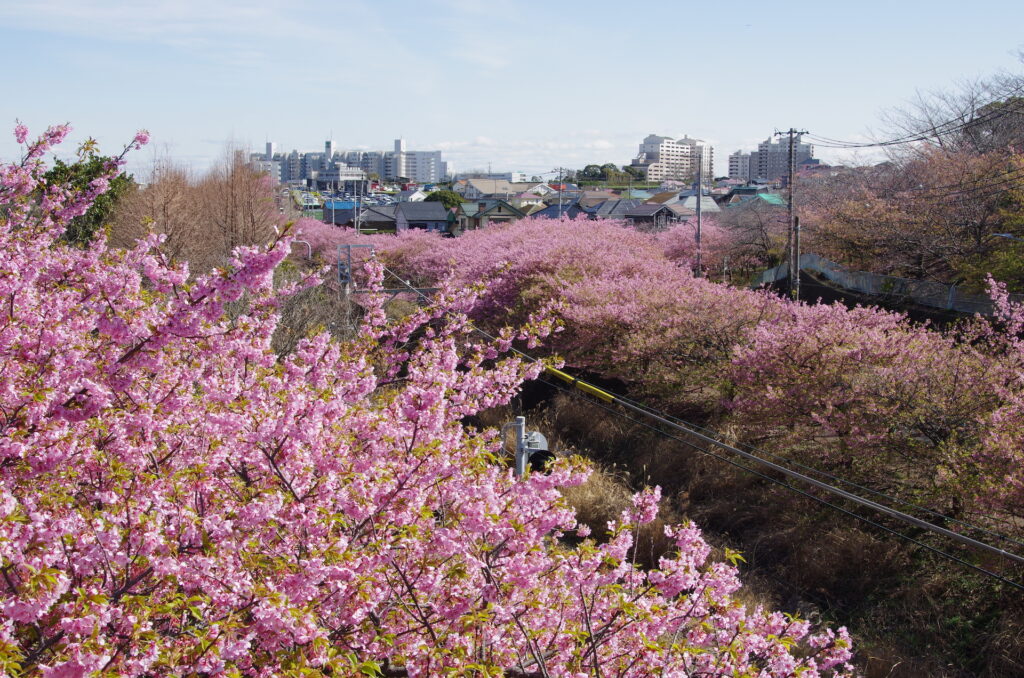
[695,157,703,278]
[776,128,808,300]
[354,179,361,235]
[558,167,564,219]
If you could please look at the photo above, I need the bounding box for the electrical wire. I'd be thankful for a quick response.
[537,374,1024,592]
[805,85,1024,149]
[581,365,1024,552]
[807,95,1024,149]
[897,167,1024,201]
[369,262,1024,580]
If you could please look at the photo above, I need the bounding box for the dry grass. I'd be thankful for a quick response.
[472,384,1024,677]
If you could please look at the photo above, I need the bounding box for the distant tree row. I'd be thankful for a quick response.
[576,163,646,182]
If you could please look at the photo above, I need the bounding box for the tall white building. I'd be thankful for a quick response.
[630,134,713,182]
[403,150,445,183]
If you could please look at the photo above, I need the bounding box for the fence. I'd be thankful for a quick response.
[755,253,1024,316]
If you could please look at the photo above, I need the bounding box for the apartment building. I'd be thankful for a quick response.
[629,134,714,182]
[749,134,814,182]
[728,151,751,181]
[254,138,449,184]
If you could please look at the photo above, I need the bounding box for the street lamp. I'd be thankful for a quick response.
[993,233,1024,242]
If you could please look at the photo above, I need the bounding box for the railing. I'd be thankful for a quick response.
[755,253,1024,315]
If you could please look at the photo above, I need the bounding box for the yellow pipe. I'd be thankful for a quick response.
[543,366,615,403]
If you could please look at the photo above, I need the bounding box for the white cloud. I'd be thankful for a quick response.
[0,0,399,74]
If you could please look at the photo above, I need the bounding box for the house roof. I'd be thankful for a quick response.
[678,195,722,213]
[591,199,642,218]
[646,191,679,204]
[528,202,586,220]
[360,205,397,223]
[625,203,672,217]
[519,203,548,216]
[725,193,787,210]
[397,201,449,221]
[578,190,618,208]
[464,179,549,197]
[754,193,786,206]
[622,189,653,199]
[477,199,526,218]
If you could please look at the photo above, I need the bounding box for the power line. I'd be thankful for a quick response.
[805,85,1024,150]
[536,373,1024,592]
[900,168,1024,201]
[890,160,1024,194]
[580,363,1024,551]
[372,262,1024,570]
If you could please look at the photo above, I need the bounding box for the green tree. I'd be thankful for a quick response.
[599,163,620,180]
[424,189,464,209]
[580,164,603,180]
[623,165,645,180]
[44,139,135,246]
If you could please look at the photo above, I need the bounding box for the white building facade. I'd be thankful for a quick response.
[257,138,449,184]
[630,134,714,182]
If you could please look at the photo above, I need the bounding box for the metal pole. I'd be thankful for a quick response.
[695,158,703,278]
[293,239,312,259]
[788,129,798,300]
[793,215,800,299]
[558,168,564,219]
[512,416,528,478]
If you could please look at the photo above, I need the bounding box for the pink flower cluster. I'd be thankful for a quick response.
[0,125,856,675]
[381,216,1024,521]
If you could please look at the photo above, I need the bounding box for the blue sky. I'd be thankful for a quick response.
[2,0,1023,178]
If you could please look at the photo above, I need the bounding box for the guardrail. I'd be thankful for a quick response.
[755,253,1023,315]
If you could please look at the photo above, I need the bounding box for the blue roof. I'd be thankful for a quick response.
[324,200,357,209]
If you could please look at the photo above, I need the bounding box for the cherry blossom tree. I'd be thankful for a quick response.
[0,127,855,676]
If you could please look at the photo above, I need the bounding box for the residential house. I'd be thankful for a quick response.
[510,192,546,211]
[396,188,428,202]
[624,204,681,232]
[453,199,526,234]
[323,200,358,226]
[528,202,588,220]
[587,199,642,220]
[667,204,696,221]
[457,179,553,200]
[356,205,397,233]
[395,202,450,233]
